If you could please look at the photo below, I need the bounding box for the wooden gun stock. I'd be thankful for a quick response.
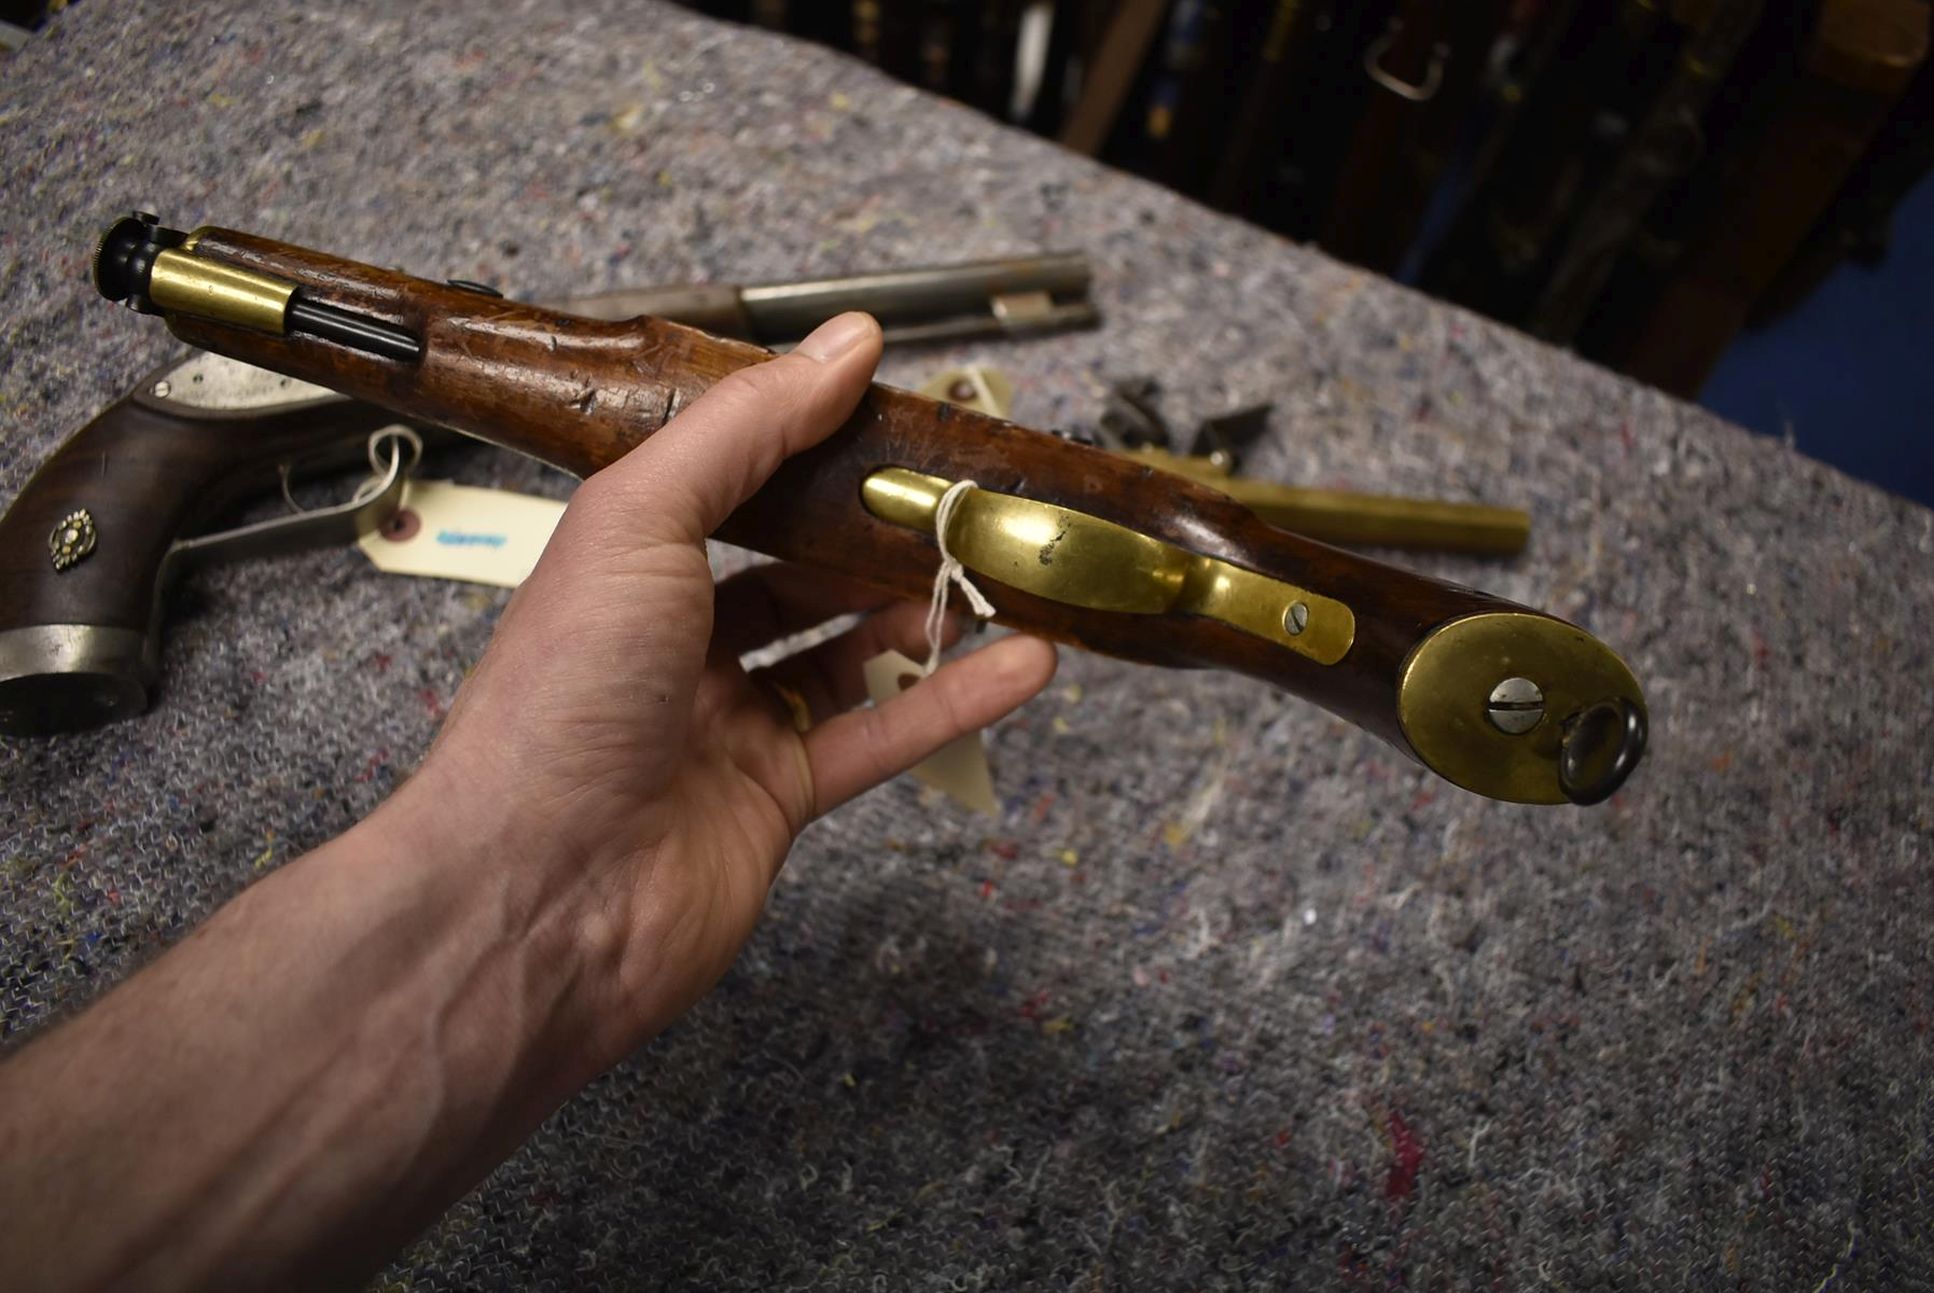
[93,217,1647,805]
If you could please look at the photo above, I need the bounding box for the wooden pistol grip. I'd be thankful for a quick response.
[164,228,1646,803]
[0,370,399,733]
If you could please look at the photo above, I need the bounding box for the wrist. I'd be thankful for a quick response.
[356,753,642,1076]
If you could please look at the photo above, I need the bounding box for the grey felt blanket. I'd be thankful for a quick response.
[3,2,1930,1287]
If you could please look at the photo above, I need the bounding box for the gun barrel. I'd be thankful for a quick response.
[555,253,1097,344]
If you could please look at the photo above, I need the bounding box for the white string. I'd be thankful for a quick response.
[923,480,997,674]
[350,426,425,507]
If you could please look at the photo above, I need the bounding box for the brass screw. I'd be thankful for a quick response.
[1284,601,1309,635]
[1486,677,1544,734]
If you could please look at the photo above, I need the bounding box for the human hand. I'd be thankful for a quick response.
[390,312,1057,1059]
[0,312,1054,1292]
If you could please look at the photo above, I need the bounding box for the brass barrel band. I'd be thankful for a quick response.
[146,249,296,334]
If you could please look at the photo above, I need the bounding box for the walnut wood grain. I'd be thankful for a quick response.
[163,227,1543,754]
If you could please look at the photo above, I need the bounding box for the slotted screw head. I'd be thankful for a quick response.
[1486,677,1544,734]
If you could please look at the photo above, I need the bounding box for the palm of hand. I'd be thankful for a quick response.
[413,315,1055,1045]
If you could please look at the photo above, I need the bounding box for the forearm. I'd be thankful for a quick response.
[0,765,624,1292]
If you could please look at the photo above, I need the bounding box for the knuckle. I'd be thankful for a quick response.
[548,478,617,552]
[927,672,972,739]
[853,704,900,782]
[565,471,620,520]
[712,361,804,422]
[565,473,641,540]
[562,467,691,553]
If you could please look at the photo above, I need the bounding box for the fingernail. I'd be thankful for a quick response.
[794,312,876,364]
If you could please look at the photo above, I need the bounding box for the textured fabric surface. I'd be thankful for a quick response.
[4,3,1931,1288]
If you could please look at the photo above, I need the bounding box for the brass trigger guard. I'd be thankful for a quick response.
[860,467,1356,664]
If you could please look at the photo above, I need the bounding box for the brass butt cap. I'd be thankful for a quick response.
[1397,611,1647,805]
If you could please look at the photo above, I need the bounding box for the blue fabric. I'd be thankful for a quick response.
[1701,170,1934,506]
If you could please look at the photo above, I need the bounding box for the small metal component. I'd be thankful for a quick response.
[989,289,1056,326]
[861,467,1356,664]
[1558,698,1648,806]
[147,353,339,410]
[1364,24,1449,101]
[919,368,1013,420]
[1486,676,1545,734]
[1285,601,1309,635]
[447,278,503,296]
[1096,378,1171,449]
[1187,404,1274,470]
[1092,384,1271,464]
[285,298,423,362]
[49,509,97,571]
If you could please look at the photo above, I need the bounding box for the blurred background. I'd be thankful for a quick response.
[7,0,1930,503]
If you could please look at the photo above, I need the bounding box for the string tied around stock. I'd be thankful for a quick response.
[922,480,997,674]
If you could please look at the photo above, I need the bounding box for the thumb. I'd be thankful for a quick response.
[591,311,883,545]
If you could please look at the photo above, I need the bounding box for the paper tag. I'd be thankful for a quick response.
[918,365,1013,418]
[358,480,566,588]
[862,648,997,816]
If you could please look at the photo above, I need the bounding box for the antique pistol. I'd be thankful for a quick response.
[0,253,1097,738]
[78,214,1647,805]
